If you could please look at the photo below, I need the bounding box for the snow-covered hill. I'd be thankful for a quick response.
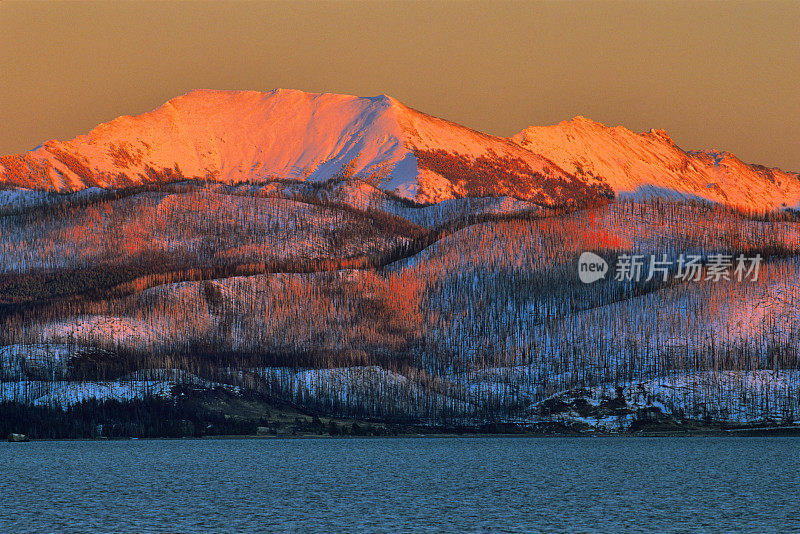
[512,117,800,211]
[0,89,608,206]
[2,89,797,210]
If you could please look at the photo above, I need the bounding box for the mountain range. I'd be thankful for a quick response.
[3,90,800,437]
[2,89,798,211]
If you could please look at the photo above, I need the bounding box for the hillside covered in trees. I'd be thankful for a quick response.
[2,175,800,436]
[3,89,800,436]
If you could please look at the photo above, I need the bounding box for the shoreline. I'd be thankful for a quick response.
[11,425,800,442]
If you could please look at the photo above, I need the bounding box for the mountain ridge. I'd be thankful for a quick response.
[511,116,800,210]
[1,89,797,210]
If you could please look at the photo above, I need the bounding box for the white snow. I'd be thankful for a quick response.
[2,90,798,211]
[40,316,169,347]
[1,89,580,204]
[0,369,237,407]
[512,117,800,211]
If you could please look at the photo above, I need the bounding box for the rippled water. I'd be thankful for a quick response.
[1,436,799,533]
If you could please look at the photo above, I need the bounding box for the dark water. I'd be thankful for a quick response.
[1,437,798,533]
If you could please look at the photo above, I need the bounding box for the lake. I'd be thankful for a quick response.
[1,436,798,533]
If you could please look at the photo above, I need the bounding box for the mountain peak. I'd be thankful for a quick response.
[511,116,800,210]
[0,89,606,206]
[568,115,601,125]
[645,128,674,145]
[2,91,798,210]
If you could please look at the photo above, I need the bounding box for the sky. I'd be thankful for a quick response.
[1,0,799,171]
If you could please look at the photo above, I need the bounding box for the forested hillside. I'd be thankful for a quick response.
[2,177,799,434]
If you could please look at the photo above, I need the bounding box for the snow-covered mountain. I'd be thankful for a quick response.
[0,89,608,206]
[512,116,800,211]
[1,89,797,210]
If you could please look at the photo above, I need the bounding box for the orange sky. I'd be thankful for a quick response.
[1,0,798,171]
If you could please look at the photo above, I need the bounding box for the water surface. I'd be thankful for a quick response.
[1,437,798,532]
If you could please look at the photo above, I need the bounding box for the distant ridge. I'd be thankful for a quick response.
[512,117,800,210]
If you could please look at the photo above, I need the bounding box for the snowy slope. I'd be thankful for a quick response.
[0,89,605,205]
[512,117,800,211]
[3,90,796,210]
